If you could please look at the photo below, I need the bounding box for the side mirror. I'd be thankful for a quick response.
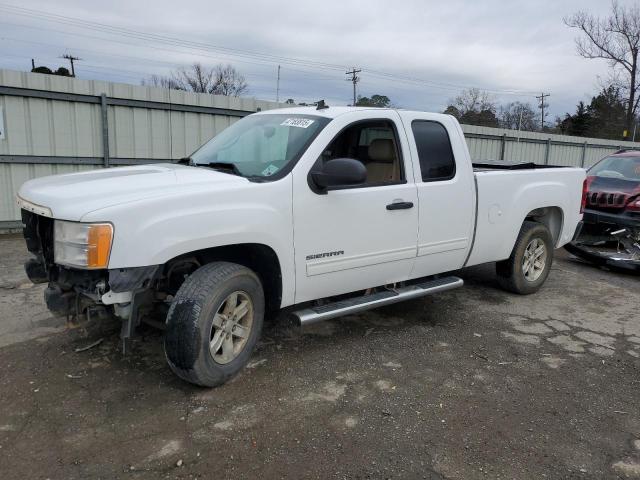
[310,158,367,190]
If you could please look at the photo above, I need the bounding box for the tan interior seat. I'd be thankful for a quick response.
[366,138,399,183]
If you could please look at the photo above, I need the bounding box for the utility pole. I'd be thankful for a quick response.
[61,54,81,77]
[345,67,361,106]
[276,65,281,103]
[517,104,524,142]
[536,93,550,130]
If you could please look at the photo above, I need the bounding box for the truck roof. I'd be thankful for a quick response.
[258,105,451,121]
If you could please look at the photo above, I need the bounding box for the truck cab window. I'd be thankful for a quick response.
[320,120,403,185]
[412,121,456,182]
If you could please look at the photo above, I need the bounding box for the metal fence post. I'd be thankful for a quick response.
[581,141,587,167]
[544,138,551,165]
[100,93,110,168]
[500,134,506,161]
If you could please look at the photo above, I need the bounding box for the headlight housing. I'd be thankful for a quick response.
[16,195,53,217]
[54,221,113,269]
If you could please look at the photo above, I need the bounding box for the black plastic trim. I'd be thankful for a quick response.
[473,161,568,170]
[386,201,414,210]
[582,207,640,227]
[109,265,160,293]
[462,175,480,267]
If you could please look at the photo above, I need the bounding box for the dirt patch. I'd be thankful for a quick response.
[1,242,639,479]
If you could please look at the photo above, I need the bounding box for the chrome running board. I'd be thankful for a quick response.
[292,276,463,326]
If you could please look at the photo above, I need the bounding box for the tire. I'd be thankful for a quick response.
[496,221,554,295]
[164,262,264,387]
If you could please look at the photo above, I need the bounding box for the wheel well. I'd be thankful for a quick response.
[162,244,283,312]
[525,207,563,246]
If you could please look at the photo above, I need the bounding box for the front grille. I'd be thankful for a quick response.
[21,209,54,265]
[586,191,629,211]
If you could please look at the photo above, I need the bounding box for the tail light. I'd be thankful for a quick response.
[580,177,594,214]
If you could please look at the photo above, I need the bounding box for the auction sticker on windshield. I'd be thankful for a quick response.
[261,164,279,176]
[281,118,315,128]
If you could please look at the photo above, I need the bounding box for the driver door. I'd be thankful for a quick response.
[292,111,419,303]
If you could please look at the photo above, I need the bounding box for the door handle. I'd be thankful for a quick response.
[386,201,414,210]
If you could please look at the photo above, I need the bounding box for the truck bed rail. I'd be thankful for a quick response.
[473,161,571,171]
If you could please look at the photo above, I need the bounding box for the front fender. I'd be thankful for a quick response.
[81,177,296,306]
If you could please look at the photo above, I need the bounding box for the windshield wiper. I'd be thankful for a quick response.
[175,158,256,180]
[205,162,244,177]
[174,156,194,166]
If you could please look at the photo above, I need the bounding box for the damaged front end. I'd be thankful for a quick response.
[566,153,640,272]
[566,223,640,271]
[21,209,161,349]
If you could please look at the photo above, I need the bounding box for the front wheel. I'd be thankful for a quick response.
[164,262,264,387]
[496,221,554,295]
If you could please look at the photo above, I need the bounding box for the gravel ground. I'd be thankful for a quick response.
[0,233,639,480]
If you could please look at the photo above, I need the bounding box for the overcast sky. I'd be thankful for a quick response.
[0,0,632,118]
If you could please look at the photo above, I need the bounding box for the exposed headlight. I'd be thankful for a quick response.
[54,221,113,269]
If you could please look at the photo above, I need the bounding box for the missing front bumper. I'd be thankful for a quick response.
[565,220,640,272]
[564,242,640,271]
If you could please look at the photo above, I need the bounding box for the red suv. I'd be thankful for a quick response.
[565,150,640,270]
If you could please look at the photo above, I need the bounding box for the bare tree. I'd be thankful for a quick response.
[449,88,497,116]
[500,101,540,131]
[142,74,183,90]
[444,88,499,127]
[143,63,248,97]
[174,63,215,93]
[212,64,248,96]
[564,1,640,138]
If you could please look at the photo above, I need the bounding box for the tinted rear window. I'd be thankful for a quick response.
[411,121,456,181]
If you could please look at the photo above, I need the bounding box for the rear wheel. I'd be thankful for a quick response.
[496,221,553,295]
[164,262,264,387]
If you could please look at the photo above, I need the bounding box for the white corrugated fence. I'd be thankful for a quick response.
[1,68,639,229]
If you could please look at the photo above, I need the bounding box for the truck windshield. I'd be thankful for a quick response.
[191,113,330,179]
[589,156,640,181]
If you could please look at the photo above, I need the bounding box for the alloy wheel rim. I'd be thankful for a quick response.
[209,291,254,364]
[522,238,547,282]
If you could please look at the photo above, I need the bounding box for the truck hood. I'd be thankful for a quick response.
[17,163,248,221]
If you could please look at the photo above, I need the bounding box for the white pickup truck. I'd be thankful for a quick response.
[17,106,586,387]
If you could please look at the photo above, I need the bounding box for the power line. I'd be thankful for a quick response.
[0,4,348,72]
[345,68,361,106]
[0,32,346,85]
[0,4,544,99]
[0,23,352,87]
[363,68,540,96]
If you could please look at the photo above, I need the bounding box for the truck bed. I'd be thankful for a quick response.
[466,164,586,268]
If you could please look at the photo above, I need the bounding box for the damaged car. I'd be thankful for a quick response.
[565,150,640,271]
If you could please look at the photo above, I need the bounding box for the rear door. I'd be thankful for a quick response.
[292,110,419,303]
[398,112,476,277]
